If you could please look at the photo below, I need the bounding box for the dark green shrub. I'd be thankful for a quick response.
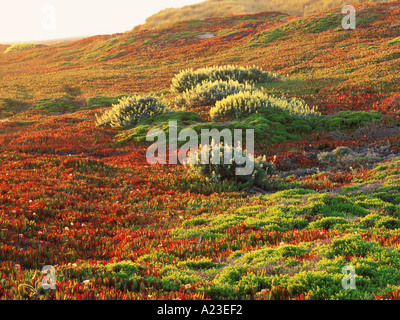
[106,261,141,275]
[0,98,28,117]
[213,266,247,287]
[86,95,127,108]
[178,258,220,270]
[32,96,78,113]
[277,245,308,258]
[375,216,400,229]
[330,234,373,257]
[282,271,344,299]
[308,217,349,230]
[324,111,382,130]
[305,194,369,218]
[360,213,380,228]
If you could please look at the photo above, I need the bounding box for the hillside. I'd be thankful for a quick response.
[133,0,390,30]
[0,44,9,52]
[0,2,399,118]
[1,2,400,301]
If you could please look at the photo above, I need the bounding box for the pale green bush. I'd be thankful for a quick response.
[171,65,280,93]
[95,95,168,128]
[210,91,320,120]
[317,152,337,164]
[175,80,256,108]
[185,141,276,188]
[332,147,353,161]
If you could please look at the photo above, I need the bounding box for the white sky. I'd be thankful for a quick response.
[0,0,203,43]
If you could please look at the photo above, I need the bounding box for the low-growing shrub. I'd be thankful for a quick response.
[105,261,141,275]
[330,234,373,257]
[210,91,320,121]
[171,65,279,93]
[185,141,276,189]
[174,80,256,108]
[277,245,308,258]
[301,194,369,218]
[362,214,400,229]
[32,96,78,113]
[0,98,28,117]
[333,146,354,161]
[178,258,220,270]
[213,266,247,287]
[323,111,382,130]
[317,151,337,164]
[86,95,127,109]
[308,217,349,230]
[96,95,168,128]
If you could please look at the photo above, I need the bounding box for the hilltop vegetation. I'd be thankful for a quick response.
[134,0,390,30]
[4,43,46,54]
[0,2,399,118]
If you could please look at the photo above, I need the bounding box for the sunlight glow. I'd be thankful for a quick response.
[0,0,203,43]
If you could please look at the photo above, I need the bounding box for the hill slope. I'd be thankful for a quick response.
[134,0,390,30]
[1,2,400,301]
[0,2,399,118]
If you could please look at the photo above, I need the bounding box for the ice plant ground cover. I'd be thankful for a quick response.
[1,2,400,300]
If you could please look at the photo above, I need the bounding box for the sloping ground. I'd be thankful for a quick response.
[0,2,399,119]
[1,107,400,299]
[1,2,400,300]
[134,0,390,30]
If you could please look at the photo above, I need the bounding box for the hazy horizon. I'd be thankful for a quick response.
[0,0,203,44]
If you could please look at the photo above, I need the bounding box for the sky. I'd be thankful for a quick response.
[0,0,204,43]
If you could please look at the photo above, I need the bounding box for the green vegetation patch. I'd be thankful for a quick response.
[388,37,400,46]
[321,111,382,130]
[86,95,128,109]
[0,98,29,118]
[31,96,78,114]
[96,95,169,128]
[4,43,45,54]
[210,91,320,121]
[115,106,313,146]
